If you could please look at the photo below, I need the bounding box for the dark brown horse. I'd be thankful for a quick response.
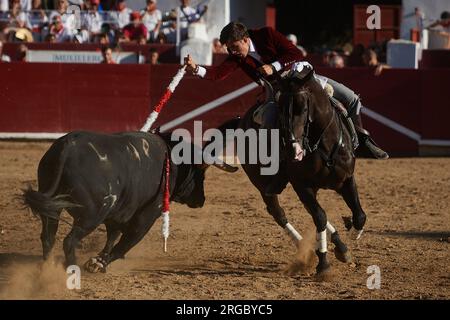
[225,70,367,275]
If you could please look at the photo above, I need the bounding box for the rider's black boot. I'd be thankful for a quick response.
[352,113,389,160]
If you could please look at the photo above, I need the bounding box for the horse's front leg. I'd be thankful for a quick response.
[338,176,366,240]
[291,185,332,276]
[261,194,303,248]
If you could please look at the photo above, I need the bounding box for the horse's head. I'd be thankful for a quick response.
[276,70,318,161]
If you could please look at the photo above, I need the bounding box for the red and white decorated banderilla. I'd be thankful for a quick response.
[140,65,187,252]
[140,65,187,132]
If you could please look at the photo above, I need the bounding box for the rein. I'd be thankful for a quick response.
[283,88,343,168]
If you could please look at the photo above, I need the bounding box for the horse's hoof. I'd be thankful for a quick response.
[342,216,353,231]
[315,264,332,281]
[334,247,352,263]
[84,257,106,273]
[350,228,364,240]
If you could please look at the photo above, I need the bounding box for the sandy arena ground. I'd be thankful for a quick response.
[0,141,449,300]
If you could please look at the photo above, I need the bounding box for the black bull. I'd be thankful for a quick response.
[22,130,235,273]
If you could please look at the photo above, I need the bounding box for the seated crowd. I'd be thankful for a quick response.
[0,0,207,44]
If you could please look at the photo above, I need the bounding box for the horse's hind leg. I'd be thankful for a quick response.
[291,185,331,275]
[325,221,352,263]
[261,194,303,248]
[338,176,367,240]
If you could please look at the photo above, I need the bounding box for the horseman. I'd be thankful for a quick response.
[184,21,388,195]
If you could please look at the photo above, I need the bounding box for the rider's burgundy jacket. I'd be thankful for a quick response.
[203,27,305,83]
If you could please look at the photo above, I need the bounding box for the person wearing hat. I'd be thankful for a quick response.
[122,11,148,42]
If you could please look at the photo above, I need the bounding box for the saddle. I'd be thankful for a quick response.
[329,96,359,151]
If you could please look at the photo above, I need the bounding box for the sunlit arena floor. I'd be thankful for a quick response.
[0,141,449,299]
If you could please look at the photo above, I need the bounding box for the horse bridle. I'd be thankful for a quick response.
[282,90,340,165]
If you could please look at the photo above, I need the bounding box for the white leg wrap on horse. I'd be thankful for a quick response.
[284,223,303,244]
[326,221,336,235]
[316,230,327,253]
[350,228,364,240]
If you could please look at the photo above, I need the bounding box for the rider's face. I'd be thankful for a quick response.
[226,37,250,58]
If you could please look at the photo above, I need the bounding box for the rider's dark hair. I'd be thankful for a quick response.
[219,22,249,44]
[441,11,450,20]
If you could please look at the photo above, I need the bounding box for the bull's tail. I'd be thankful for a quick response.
[21,135,80,224]
[22,188,79,219]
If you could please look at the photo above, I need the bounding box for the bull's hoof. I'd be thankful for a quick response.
[334,247,352,263]
[84,257,107,273]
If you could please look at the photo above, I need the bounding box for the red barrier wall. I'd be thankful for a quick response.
[1,63,449,156]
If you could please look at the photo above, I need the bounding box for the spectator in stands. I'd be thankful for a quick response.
[48,15,72,42]
[14,25,34,42]
[0,0,8,13]
[122,11,148,42]
[7,0,30,29]
[110,0,132,29]
[20,0,31,12]
[83,0,103,41]
[0,40,11,62]
[428,11,450,33]
[100,46,116,64]
[95,32,109,44]
[99,23,115,43]
[164,0,207,41]
[138,34,146,45]
[141,0,161,42]
[28,0,48,42]
[16,43,27,61]
[212,37,226,54]
[347,43,365,67]
[286,33,307,57]
[362,49,391,76]
[178,0,207,29]
[44,33,56,42]
[146,47,159,64]
[48,0,67,24]
[329,54,345,68]
[48,0,76,41]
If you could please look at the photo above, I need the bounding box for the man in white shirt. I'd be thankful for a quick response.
[141,0,161,41]
[83,0,103,39]
[110,0,132,29]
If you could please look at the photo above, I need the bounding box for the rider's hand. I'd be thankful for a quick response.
[184,54,197,74]
[258,64,274,76]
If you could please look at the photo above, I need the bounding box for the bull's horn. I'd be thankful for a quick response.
[213,162,238,173]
